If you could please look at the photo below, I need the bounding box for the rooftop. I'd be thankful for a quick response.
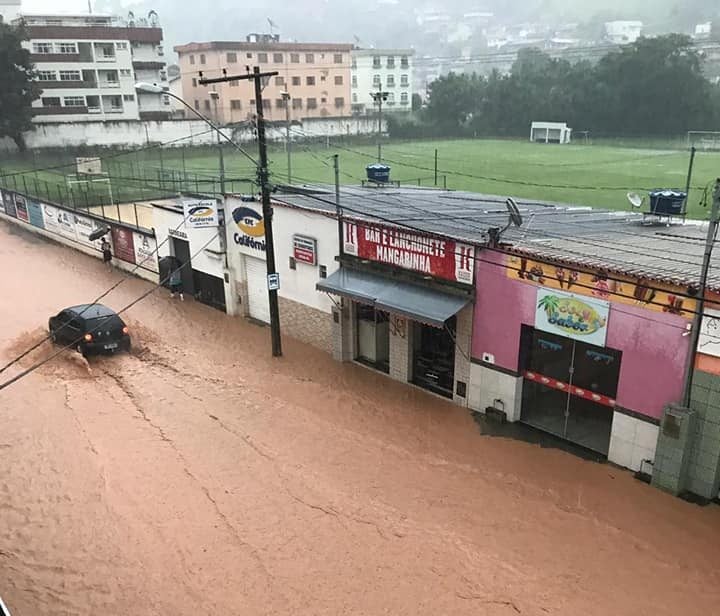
[175,41,354,54]
[270,185,718,291]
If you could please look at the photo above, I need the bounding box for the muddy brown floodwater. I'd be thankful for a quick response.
[1,220,720,616]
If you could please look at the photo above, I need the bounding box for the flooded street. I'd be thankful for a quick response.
[1,219,720,616]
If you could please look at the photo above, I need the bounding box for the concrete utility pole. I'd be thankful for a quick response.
[370,85,388,162]
[281,90,292,184]
[682,178,720,407]
[210,90,225,194]
[201,67,283,357]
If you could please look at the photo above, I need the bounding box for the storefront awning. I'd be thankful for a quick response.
[317,268,470,328]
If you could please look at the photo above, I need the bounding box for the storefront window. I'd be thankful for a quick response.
[412,317,456,398]
[355,305,389,373]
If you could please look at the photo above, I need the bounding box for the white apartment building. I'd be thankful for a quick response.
[351,49,414,115]
[15,12,170,123]
[604,21,643,45]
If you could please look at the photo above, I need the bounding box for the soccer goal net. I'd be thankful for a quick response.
[687,131,720,151]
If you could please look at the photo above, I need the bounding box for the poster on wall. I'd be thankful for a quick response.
[183,199,218,228]
[133,232,159,272]
[110,226,136,264]
[2,191,17,218]
[230,202,266,258]
[699,308,720,358]
[343,221,474,285]
[41,204,63,235]
[56,208,78,240]
[507,254,694,320]
[27,200,45,229]
[535,287,610,347]
[14,194,29,222]
[74,214,105,249]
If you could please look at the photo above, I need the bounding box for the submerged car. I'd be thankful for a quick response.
[48,304,131,356]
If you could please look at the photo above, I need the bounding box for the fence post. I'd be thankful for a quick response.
[443,175,447,190]
[434,148,438,186]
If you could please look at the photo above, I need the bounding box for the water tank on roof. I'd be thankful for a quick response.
[366,163,391,183]
[649,189,687,216]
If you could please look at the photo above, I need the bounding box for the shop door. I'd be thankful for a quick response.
[520,326,620,455]
[245,256,270,324]
[171,238,195,295]
[355,304,390,373]
[412,317,456,399]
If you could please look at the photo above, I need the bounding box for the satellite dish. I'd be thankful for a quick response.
[627,192,644,208]
[506,197,523,227]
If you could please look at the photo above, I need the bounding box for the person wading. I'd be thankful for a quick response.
[101,237,112,270]
[169,267,184,301]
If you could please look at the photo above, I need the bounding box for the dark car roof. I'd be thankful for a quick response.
[67,304,119,319]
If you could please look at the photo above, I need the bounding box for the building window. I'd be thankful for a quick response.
[400,55,409,69]
[189,54,195,65]
[387,56,395,68]
[292,98,302,109]
[229,79,239,87]
[123,94,135,102]
[192,77,197,87]
[120,69,132,76]
[320,75,326,82]
[275,76,285,86]
[373,74,381,86]
[351,75,357,88]
[159,70,168,81]
[249,99,255,107]
[36,70,56,81]
[334,75,343,85]
[352,93,357,103]
[231,99,242,110]
[334,53,343,63]
[204,99,211,110]
[246,52,253,59]
[200,54,206,64]
[305,53,314,63]
[258,52,268,63]
[33,42,53,54]
[292,76,301,86]
[162,95,171,106]
[194,99,199,110]
[401,74,409,86]
[273,53,283,63]
[307,97,317,109]
[387,92,395,104]
[63,96,85,107]
[306,76,315,86]
[157,45,164,56]
[387,75,395,87]
[41,96,61,107]
[334,97,344,108]
[276,98,286,108]
[400,92,409,105]
[116,42,128,50]
[321,97,327,104]
[289,256,297,270]
[59,70,82,81]
[262,99,271,110]
[351,59,357,69]
[290,53,300,63]
[56,42,78,54]
[227,52,237,63]
[372,55,381,68]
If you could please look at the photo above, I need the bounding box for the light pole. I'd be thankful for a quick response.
[281,90,291,184]
[209,89,226,194]
[370,85,388,162]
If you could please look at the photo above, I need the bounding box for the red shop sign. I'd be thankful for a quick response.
[111,226,136,264]
[293,234,317,265]
[343,221,474,285]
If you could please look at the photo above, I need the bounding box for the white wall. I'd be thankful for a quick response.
[608,412,659,473]
[0,116,385,151]
[224,196,339,314]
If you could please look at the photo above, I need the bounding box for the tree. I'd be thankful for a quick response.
[423,72,483,135]
[411,93,422,113]
[0,22,40,152]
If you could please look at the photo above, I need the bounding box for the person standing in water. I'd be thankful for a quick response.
[100,237,112,270]
[169,267,184,301]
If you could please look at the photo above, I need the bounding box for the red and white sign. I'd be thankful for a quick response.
[343,221,474,285]
[293,234,317,265]
[523,370,616,408]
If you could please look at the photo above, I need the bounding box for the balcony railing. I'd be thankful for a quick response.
[32,106,89,116]
[39,80,98,89]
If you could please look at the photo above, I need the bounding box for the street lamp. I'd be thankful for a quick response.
[281,90,291,184]
[370,86,389,162]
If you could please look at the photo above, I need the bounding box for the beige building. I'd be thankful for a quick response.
[174,35,353,124]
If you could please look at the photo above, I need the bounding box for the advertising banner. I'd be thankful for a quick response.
[535,287,610,347]
[56,208,78,240]
[41,204,61,235]
[74,214,105,249]
[699,308,720,358]
[230,202,266,258]
[343,221,474,285]
[111,226,136,264]
[183,199,219,229]
[13,194,29,222]
[2,190,17,218]
[27,200,45,229]
[133,232,159,272]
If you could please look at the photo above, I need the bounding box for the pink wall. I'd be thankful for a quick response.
[472,251,690,420]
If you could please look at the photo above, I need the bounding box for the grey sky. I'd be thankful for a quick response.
[22,1,120,12]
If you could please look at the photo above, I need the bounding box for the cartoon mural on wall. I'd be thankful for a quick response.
[507,254,695,319]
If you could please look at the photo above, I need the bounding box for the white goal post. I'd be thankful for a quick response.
[687,131,720,151]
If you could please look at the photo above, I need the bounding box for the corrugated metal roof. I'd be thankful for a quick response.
[272,186,717,290]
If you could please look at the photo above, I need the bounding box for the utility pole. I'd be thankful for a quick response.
[682,178,720,407]
[200,66,283,357]
[210,91,225,194]
[334,154,343,256]
[370,85,388,162]
[282,90,292,184]
[683,146,696,215]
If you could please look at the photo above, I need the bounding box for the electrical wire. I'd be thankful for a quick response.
[0,232,219,393]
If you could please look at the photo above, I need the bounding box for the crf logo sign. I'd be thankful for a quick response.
[344,222,359,255]
[455,244,474,284]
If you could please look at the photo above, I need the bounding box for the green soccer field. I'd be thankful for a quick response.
[1,138,718,218]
